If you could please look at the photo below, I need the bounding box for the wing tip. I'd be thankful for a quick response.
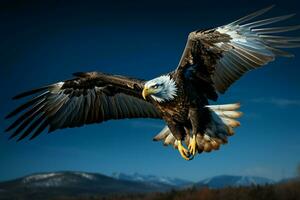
[229,5,276,26]
[29,134,38,140]
[286,53,295,58]
[282,53,295,58]
[5,126,12,132]
[5,114,11,120]
[261,4,276,13]
[8,133,17,141]
[12,94,24,100]
[12,86,49,100]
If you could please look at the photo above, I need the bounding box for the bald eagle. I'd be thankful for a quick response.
[5,6,300,160]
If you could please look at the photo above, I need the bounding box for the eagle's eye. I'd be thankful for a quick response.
[152,85,159,89]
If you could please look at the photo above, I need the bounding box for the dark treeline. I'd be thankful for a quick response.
[55,180,300,200]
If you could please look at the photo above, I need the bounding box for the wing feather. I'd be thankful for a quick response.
[176,6,300,94]
[5,72,161,140]
[30,119,50,140]
[228,5,275,26]
[240,14,295,28]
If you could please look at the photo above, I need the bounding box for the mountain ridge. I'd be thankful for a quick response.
[0,171,172,200]
[0,171,278,200]
[196,174,275,188]
[112,172,193,187]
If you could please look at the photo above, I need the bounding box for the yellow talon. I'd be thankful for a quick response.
[177,140,192,160]
[188,135,197,156]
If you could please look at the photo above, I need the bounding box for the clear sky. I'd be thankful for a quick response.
[0,0,300,182]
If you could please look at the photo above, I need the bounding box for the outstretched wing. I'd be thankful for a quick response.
[176,5,300,98]
[5,72,161,141]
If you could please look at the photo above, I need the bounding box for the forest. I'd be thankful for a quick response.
[56,179,300,200]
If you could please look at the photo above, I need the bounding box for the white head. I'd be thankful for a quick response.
[142,75,177,103]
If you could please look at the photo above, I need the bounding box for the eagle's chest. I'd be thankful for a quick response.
[154,89,190,123]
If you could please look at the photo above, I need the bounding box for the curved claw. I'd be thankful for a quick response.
[177,140,193,160]
[188,135,197,156]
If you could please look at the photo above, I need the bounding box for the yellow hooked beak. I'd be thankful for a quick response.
[142,87,155,100]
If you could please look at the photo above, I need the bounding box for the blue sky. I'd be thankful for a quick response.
[0,0,300,182]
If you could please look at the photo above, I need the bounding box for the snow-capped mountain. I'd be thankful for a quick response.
[0,171,279,200]
[196,175,275,188]
[112,172,193,187]
[20,172,97,187]
[0,171,171,200]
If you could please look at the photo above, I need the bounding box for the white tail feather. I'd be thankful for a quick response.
[164,134,175,145]
[214,110,243,118]
[153,126,169,141]
[205,103,241,111]
[220,117,241,127]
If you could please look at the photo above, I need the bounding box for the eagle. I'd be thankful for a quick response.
[5,6,300,160]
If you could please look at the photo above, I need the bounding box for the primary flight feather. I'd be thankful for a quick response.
[5,6,300,160]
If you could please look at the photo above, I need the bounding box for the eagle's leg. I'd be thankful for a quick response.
[185,127,197,156]
[177,140,191,161]
[188,105,210,156]
[188,134,197,156]
[168,123,192,160]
